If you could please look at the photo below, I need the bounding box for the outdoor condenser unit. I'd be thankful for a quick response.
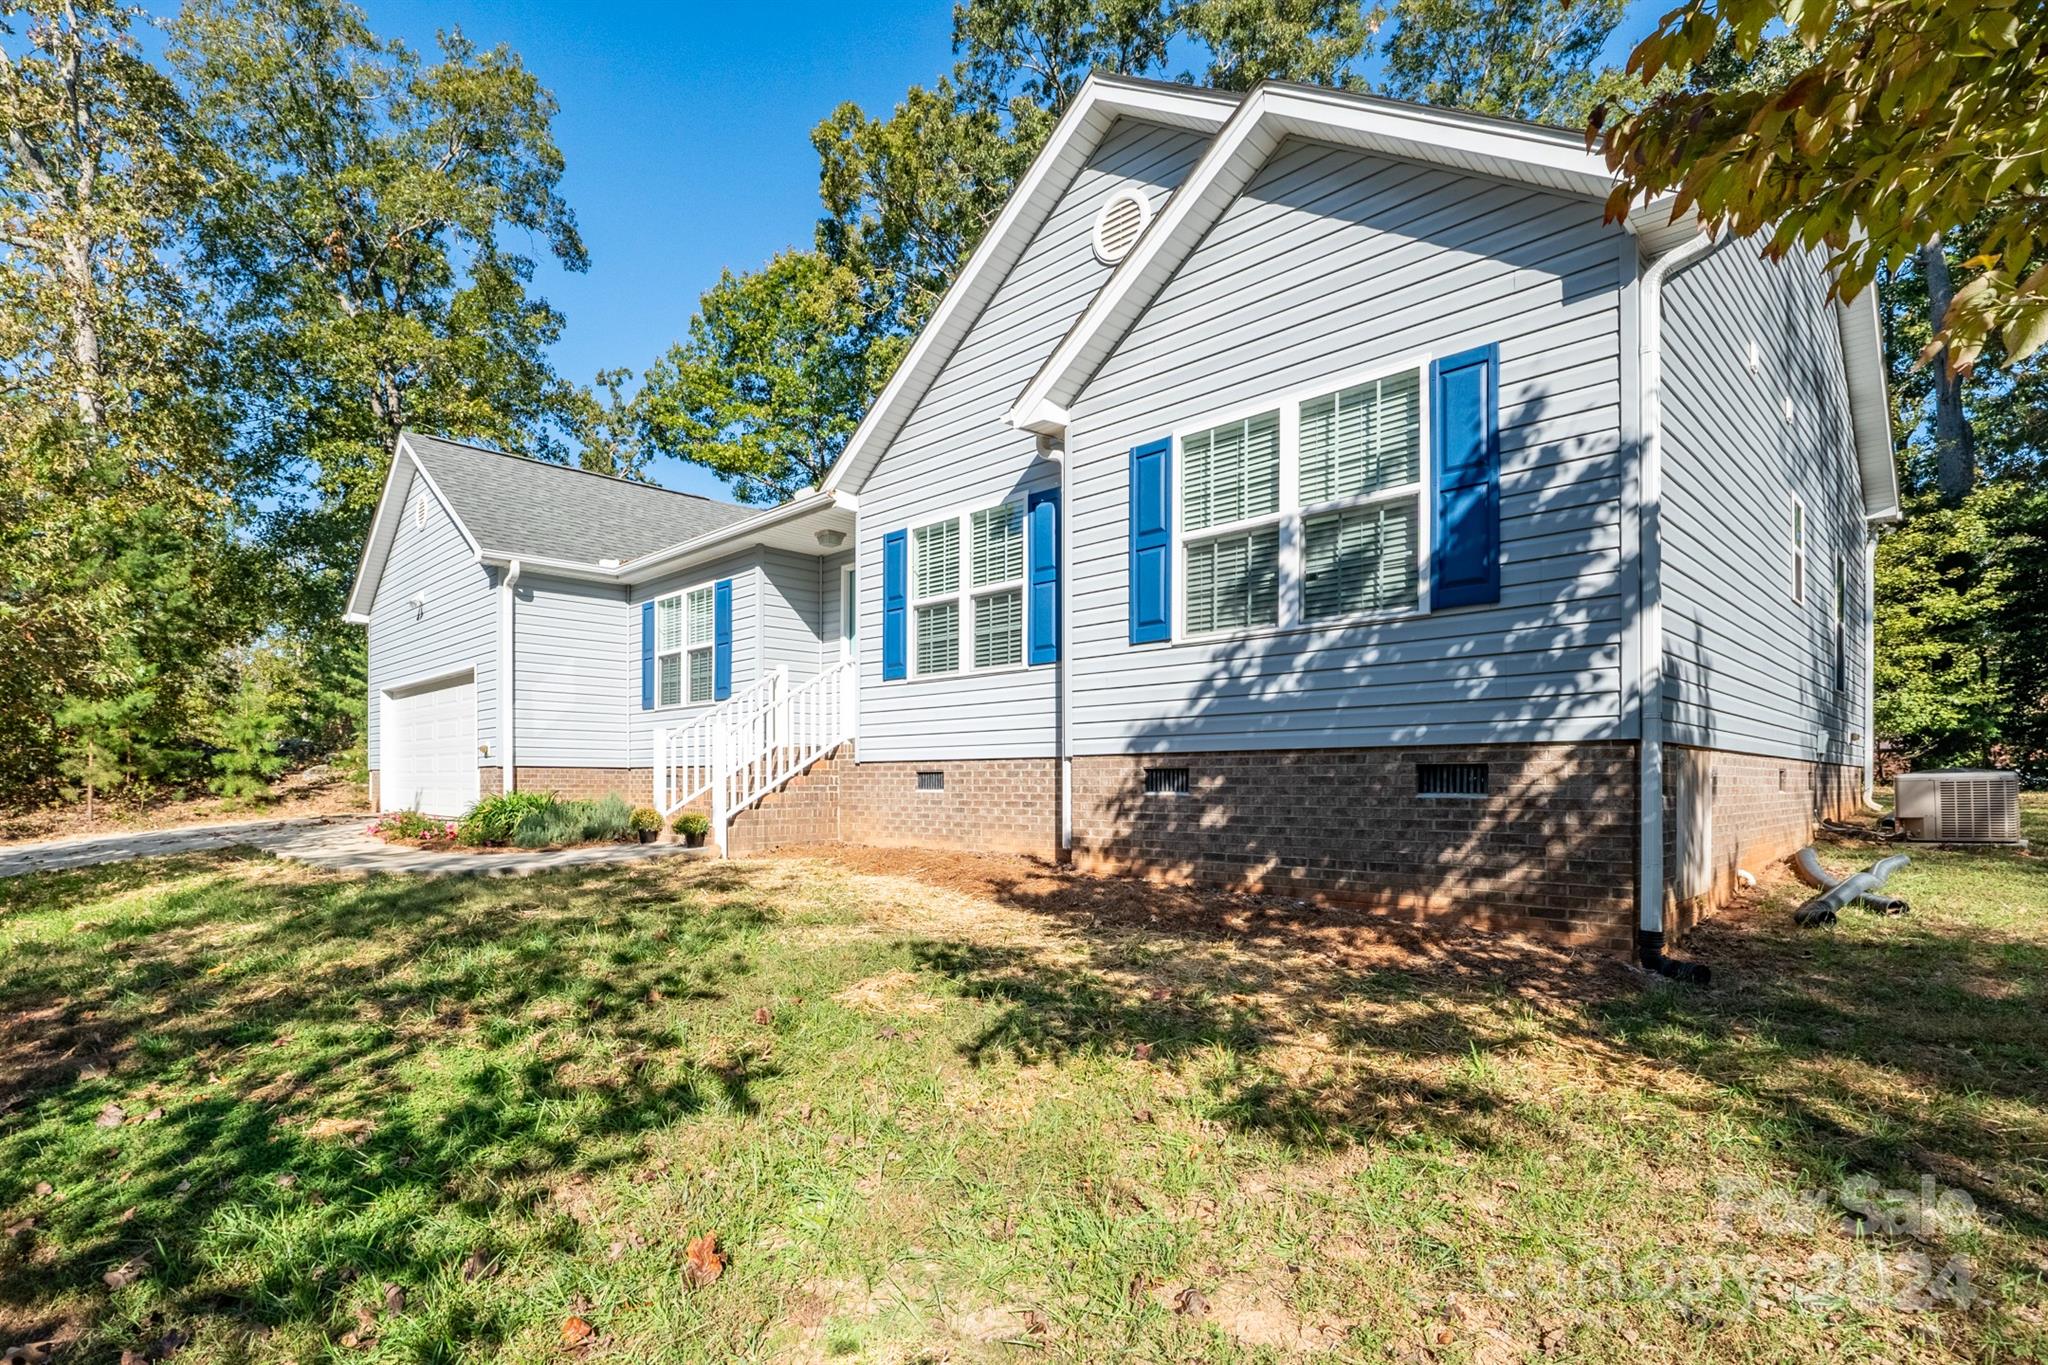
[1894,769,2023,845]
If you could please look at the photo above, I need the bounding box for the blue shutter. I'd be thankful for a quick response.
[1129,438,1172,644]
[1430,344,1501,610]
[1027,488,1059,665]
[881,530,908,680]
[713,579,733,700]
[639,600,655,709]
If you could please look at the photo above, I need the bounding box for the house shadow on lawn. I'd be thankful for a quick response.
[0,852,778,1354]
[867,840,2048,1250]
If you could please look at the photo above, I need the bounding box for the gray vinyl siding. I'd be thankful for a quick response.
[760,548,830,684]
[1660,243,1869,766]
[816,551,854,668]
[513,574,629,768]
[1065,138,1633,753]
[366,467,496,772]
[854,115,1212,762]
[626,550,763,767]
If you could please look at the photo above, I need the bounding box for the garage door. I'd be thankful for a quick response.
[384,671,478,815]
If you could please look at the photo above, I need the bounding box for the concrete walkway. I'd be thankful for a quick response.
[0,814,710,879]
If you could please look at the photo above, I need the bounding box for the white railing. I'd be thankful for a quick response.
[650,670,783,819]
[653,658,857,855]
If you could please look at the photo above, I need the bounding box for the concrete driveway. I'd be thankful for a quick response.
[0,815,709,879]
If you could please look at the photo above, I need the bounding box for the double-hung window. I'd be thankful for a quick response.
[1299,369,1423,619]
[1182,410,1282,633]
[970,503,1025,668]
[654,583,716,705]
[909,500,1027,676]
[1177,361,1426,637]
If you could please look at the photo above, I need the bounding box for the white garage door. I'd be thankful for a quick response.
[384,671,478,815]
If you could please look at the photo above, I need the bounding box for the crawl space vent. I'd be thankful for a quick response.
[1144,766,1190,796]
[916,770,945,792]
[1092,189,1151,265]
[1417,763,1488,798]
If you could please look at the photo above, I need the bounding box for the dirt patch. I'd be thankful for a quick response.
[774,843,1636,999]
[831,970,942,1016]
[0,768,368,847]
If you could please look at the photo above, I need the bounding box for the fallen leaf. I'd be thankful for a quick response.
[752,1006,772,1025]
[683,1232,724,1285]
[1131,1108,1154,1124]
[1132,1042,1153,1063]
[96,1104,127,1128]
[174,1180,190,1194]
[33,1182,52,1196]
[460,1249,494,1282]
[3,1219,31,1239]
[1023,1309,1050,1337]
[119,1206,137,1222]
[103,1255,149,1289]
[148,1327,187,1359]
[6,1341,57,1364]
[1173,1285,1208,1317]
[275,1174,297,1188]
[382,1283,405,1315]
[560,1316,593,1348]
[138,1108,164,1123]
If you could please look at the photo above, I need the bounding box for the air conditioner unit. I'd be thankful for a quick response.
[1894,770,2023,845]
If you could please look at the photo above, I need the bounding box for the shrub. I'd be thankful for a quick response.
[675,811,711,838]
[581,794,635,843]
[369,810,458,844]
[509,793,635,849]
[628,806,663,836]
[458,791,557,846]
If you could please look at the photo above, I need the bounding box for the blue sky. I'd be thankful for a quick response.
[356,0,958,500]
[321,3,1658,502]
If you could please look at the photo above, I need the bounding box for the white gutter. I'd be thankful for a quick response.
[499,558,521,793]
[1635,231,1723,978]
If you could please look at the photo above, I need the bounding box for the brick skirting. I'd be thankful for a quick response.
[834,756,1061,858]
[510,767,650,803]
[1665,746,1864,936]
[1071,744,1639,950]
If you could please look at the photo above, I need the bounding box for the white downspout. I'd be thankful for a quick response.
[1863,530,1880,809]
[1636,231,1721,981]
[1041,433,1074,856]
[499,558,521,794]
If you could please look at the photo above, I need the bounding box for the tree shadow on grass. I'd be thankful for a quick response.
[0,851,779,1355]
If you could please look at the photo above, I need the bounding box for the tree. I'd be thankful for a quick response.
[1379,0,1626,124]
[952,0,1175,115]
[169,0,589,626]
[1181,0,1377,89]
[637,252,902,504]
[54,675,161,819]
[564,367,653,480]
[210,671,290,801]
[1594,0,2047,372]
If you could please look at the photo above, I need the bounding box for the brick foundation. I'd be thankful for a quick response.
[1070,744,1640,950]
[1665,746,1865,937]
[728,749,847,854]
[510,767,650,804]
[834,756,1061,858]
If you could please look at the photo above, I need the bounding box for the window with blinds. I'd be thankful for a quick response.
[1174,365,1427,638]
[910,502,1027,676]
[653,583,718,706]
[1181,410,1281,635]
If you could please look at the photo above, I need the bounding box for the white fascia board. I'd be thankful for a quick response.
[613,488,857,582]
[818,74,1236,496]
[1010,83,1631,429]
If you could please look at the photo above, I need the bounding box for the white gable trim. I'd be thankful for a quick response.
[343,434,481,624]
[818,74,1236,498]
[1007,81,1633,434]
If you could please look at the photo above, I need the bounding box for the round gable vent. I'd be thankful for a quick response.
[1091,188,1152,265]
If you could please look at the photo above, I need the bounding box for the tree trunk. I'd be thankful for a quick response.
[1919,235,1976,504]
[61,233,107,429]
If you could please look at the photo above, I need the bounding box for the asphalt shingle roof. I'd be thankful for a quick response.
[404,431,758,565]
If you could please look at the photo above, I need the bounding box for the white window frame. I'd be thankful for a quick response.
[652,580,718,709]
[1833,551,1848,691]
[904,498,1032,680]
[1172,354,1434,643]
[1790,496,1807,605]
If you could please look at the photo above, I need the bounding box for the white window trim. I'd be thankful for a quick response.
[1790,495,1807,605]
[651,579,718,709]
[1171,354,1434,644]
[904,497,1033,680]
[839,562,857,661]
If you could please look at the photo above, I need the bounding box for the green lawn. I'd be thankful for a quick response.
[2,804,2046,1362]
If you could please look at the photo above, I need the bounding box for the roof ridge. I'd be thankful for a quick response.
[400,429,743,510]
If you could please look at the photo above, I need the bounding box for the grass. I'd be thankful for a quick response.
[2,801,2046,1362]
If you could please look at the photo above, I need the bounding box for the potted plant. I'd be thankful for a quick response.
[628,806,663,844]
[675,811,711,848]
